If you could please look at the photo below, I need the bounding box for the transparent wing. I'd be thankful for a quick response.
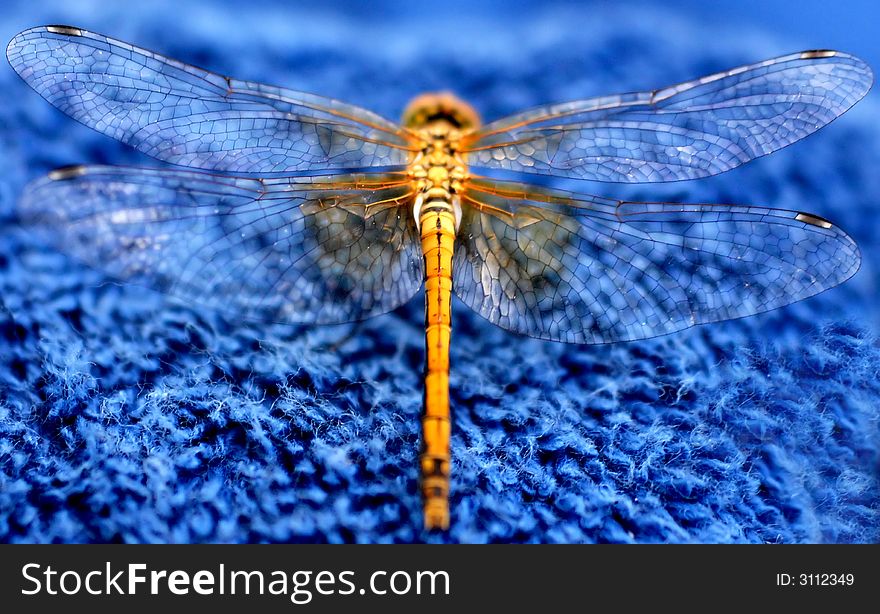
[7,26,418,174]
[463,51,873,182]
[20,166,423,324]
[455,178,860,343]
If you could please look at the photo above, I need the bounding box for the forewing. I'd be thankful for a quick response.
[455,178,860,343]
[7,26,417,174]
[464,51,873,182]
[20,166,423,324]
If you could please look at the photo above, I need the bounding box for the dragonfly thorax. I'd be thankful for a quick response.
[406,95,474,233]
[409,136,466,232]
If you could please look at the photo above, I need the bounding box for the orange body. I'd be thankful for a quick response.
[403,93,479,530]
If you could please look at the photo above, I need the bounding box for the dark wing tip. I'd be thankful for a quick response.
[47,164,89,181]
[794,211,833,229]
[792,209,863,287]
[800,49,839,59]
[44,25,85,36]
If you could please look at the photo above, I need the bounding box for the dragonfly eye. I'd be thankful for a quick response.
[401,92,480,132]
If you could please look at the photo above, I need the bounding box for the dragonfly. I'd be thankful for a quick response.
[8,26,872,531]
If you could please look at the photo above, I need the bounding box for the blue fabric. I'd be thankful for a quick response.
[0,0,878,543]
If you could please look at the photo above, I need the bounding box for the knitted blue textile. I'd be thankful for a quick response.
[0,0,878,543]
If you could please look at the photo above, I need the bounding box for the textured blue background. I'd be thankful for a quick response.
[0,0,878,543]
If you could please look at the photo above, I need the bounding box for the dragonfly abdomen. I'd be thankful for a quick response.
[419,196,456,530]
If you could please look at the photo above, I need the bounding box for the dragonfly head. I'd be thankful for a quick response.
[402,92,480,133]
